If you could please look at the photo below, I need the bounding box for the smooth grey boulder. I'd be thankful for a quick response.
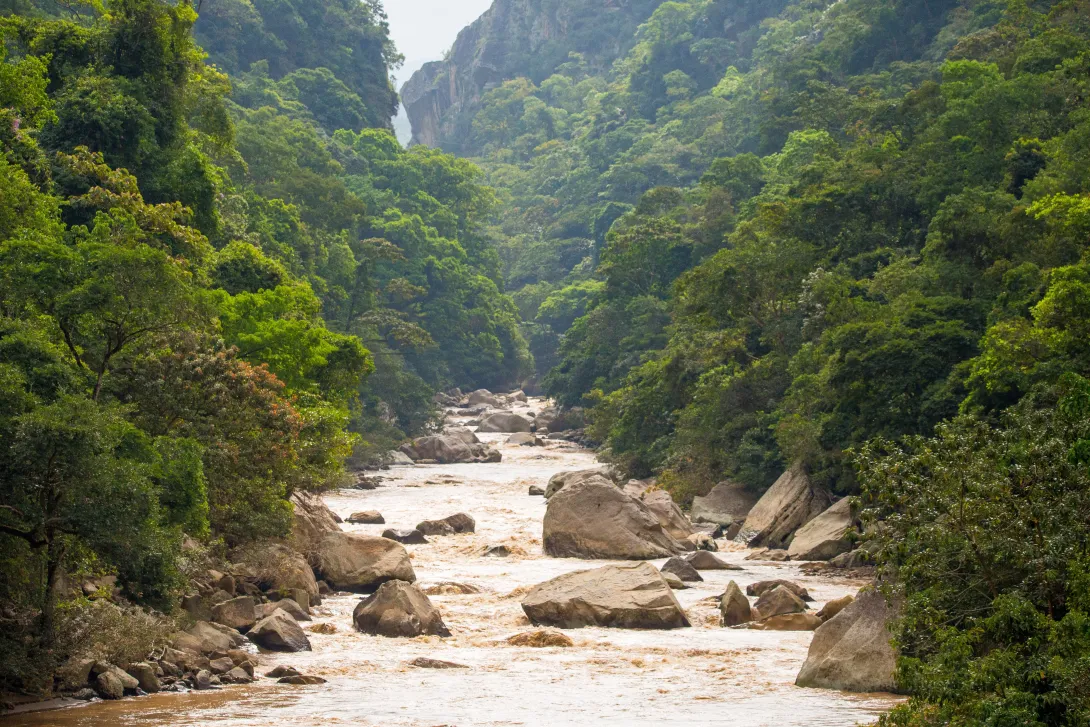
[467,389,501,407]
[720,581,754,627]
[416,519,454,536]
[346,511,385,525]
[691,480,760,538]
[739,464,833,548]
[787,497,855,561]
[684,551,740,570]
[507,432,542,446]
[795,590,898,693]
[248,610,312,652]
[352,580,451,638]
[543,476,684,559]
[477,412,533,433]
[211,596,257,632]
[315,531,416,592]
[521,562,689,629]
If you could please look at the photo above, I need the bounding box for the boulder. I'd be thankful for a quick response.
[662,572,688,590]
[193,669,214,689]
[208,656,235,675]
[739,464,834,548]
[346,511,385,525]
[747,579,812,601]
[211,596,257,632]
[477,412,533,433]
[279,675,326,685]
[817,594,854,622]
[223,666,254,684]
[315,532,415,592]
[248,610,312,652]
[409,657,468,669]
[399,434,501,464]
[467,389,501,407]
[265,666,300,678]
[510,390,528,403]
[445,426,480,444]
[795,590,898,693]
[380,450,415,466]
[521,562,690,629]
[830,549,872,569]
[352,580,451,638]
[125,662,159,693]
[787,497,855,561]
[174,621,238,654]
[720,581,754,627]
[753,586,807,619]
[684,551,740,570]
[382,528,428,545]
[443,513,475,533]
[545,467,616,498]
[506,630,573,647]
[528,485,545,496]
[660,557,703,582]
[507,432,542,446]
[416,519,454,536]
[691,480,760,538]
[542,476,684,559]
[290,491,340,551]
[686,532,716,551]
[639,490,696,541]
[95,670,124,700]
[267,598,311,622]
[744,548,790,562]
[239,543,319,599]
[750,613,824,631]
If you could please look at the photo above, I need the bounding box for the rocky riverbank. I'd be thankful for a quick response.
[2,396,900,726]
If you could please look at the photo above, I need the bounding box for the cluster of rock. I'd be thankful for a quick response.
[398,428,502,464]
[691,464,868,564]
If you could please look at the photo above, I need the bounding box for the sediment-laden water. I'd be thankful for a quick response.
[4,400,899,726]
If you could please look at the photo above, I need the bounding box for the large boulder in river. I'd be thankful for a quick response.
[477,412,533,433]
[248,609,311,652]
[639,490,697,541]
[543,477,684,559]
[314,532,415,592]
[753,585,807,619]
[787,497,855,561]
[738,464,833,548]
[291,491,340,551]
[690,480,759,538]
[352,580,451,637]
[521,562,689,629]
[399,434,501,464]
[545,467,616,498]
[467,389,502,407]
[795,590,898,693]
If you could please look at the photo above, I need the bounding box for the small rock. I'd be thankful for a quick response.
[506,630,574,648]
[528,485,545,496]
[684,551,740,570]
[749,613,823,631]
[817,594,854,622]
[74,688,97,701]
[278,675,326,685]
[95,671,124,700]
[222,666,254,684]
[483,545,511,557]
[415,519,455,536]
[265,666,300,679]
[382,528,428,544]
[720,581,753,627]
[408,657,468,669]
[753,586,807,619]
[309,623,338,634]
[208,657,235,675]
[662,572,688,590]
[193,669,214,690]
[346,511,385,525]
[422,582,481,595]
[747,580,812,601]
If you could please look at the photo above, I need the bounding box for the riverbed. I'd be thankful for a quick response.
[3,400,899,726]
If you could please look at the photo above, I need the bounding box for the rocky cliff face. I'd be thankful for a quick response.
[401,0,664,151]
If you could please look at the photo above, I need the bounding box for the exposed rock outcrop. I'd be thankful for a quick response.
[542,476,684,559]
[738,465,833,548]
[544,466,616,498]
[639,489,696,541]
[399,433,501,464]
[521,562,689,629]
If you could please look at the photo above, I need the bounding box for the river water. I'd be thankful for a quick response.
[5,400,899,726]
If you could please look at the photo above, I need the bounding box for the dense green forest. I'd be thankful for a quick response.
[0,0,527,694]
[406,0,1090,722]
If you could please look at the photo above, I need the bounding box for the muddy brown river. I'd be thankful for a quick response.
[4,400,899,726]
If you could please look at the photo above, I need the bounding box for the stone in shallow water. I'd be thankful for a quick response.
[506,630,574,647]
[278,675,326,685]
[408,657,468,669]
